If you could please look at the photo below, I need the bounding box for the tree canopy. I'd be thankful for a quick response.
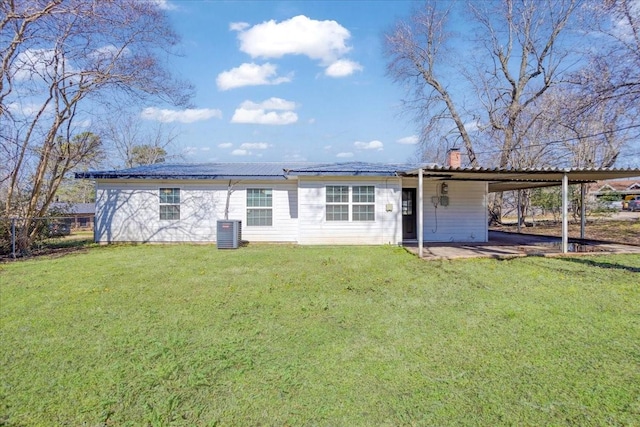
[1,0,192,249]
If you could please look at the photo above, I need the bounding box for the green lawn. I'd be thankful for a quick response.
[1,245,639,426]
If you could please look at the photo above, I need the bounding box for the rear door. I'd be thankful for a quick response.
[402,188,417,240]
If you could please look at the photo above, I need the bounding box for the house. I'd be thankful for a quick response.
[76,161,486,245]
[588,179,640,198]
[76,152,640,251]
[48,202,96,229]
[587,179,640,209]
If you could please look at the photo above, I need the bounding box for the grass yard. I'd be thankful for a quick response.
[1,245,639,426]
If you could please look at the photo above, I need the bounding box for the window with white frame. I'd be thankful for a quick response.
[352,185,375,221]
[247,188,272,226]
[326,185,376,221]
[326,185,349,221]
[159,188,180,220]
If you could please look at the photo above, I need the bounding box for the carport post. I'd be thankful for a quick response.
[580,183,586,239]
[562,173,569,253]
[418,168,423,257]
[517,190,521,233]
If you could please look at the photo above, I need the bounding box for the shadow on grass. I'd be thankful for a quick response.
[1,236,95,262]
[558,257,640,273]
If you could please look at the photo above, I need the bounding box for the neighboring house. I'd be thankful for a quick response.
[588,179,640,199]
[49,202,96,229]
[76,154,640,246]
[587,179,640,209]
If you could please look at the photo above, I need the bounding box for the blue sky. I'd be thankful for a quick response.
[144,0,422,163]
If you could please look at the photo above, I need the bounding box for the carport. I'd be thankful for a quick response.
[405,166,640,257]
[403,230,640,259]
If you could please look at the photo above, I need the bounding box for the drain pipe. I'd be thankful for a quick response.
[418,168,423,258]
[562,172,569,253]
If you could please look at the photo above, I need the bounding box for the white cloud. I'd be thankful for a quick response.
[235,15,358,76]
[611,0,640,40]
[239,142,269,150]
[336,152,354,158]
[216,62,292,91]
[184,146,213,156]
[284,153,307,161]
[232,109,298,125]
[354,140,384,151]
[230,22,250,31]
[325,59,363,77]
[13,48,73,81]
[396,135,419,145]
[149,0,176,10]
[230,142,270,156]
[218,142,233,149]
[89,45,130,61]
[240,97,297,111]
[7,102,48,116]
[141,107,222,123]
[183,146,198,156]
[231,97,298,125]
[464,120,480,132]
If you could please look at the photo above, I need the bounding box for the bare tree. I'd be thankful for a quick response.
[386,0,580,169]
[102,115,179,168]
[1,0,192,250]
[385,0,588,223]
[471,0,578,168]
[564,0,640,166]
[554,95,629,168]
[577,0,640,110]
[385,3,479,167]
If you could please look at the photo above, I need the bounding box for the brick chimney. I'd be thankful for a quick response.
[446,148,461,168]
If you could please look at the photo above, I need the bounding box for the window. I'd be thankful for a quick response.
[352,186,375,221]
[402,189,413,215]
[326,185,375,221]
[159,188,180,220]
[247,188,272,226]
[326,185,349,221]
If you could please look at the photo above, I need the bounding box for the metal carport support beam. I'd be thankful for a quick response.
[562,172,568,253]
[418,168,424,258]
[580,183,586,239]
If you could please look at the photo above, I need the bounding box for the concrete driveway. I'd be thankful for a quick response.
[405,231,640,260]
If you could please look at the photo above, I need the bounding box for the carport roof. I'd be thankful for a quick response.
[401,166,640,192]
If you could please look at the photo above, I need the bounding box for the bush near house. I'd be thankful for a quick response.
[1,245,639,425]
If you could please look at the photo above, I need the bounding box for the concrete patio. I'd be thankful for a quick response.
[404,231,640,260]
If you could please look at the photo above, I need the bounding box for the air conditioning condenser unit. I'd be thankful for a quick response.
[217,220,242,249]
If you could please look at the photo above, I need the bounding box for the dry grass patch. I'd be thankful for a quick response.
[493,218,640,245]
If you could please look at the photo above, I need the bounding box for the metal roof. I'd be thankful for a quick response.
[49,202,95,214]
[286,162,427,176]
[76,162,427,180]
[75,162,315,180]
[76,162,640,191]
